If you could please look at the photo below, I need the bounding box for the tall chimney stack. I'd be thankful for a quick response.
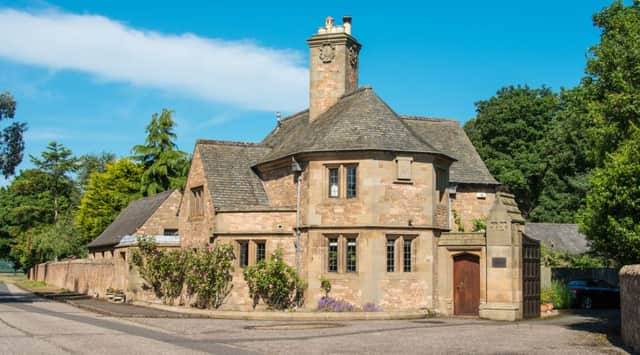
[307,16,361,121]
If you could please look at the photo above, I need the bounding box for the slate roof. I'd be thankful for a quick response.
[402,116,499,185]
[87,189,176,249]
[197,140,272,208]
[524,223,590,254]
[196,86,498,208]
[260,86,451,164]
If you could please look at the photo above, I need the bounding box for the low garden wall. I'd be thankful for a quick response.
[620,264,640,352]
[30,259,128,298]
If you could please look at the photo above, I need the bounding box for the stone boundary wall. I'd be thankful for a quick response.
[620,264,640,352]
[30,259,126,298]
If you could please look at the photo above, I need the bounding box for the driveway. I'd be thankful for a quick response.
[0,282,629,354]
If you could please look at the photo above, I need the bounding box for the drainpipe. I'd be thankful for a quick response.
[295,174,302,272]
[292,157,303,273]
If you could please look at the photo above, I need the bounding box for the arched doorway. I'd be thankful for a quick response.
[453,253,480,316]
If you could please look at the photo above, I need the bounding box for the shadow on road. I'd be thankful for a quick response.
[0,282,90,304]
[562,309,633,353]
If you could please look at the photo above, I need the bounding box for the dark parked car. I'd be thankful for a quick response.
[567,279,620,309]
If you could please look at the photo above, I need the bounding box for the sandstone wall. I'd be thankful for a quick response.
[450,184,496,232]
[260,165,297,208]
[621,264,640,353]
[303,151,448,229]
[137,189,181,236]
[180,147,216,248]
[31,259,126,298]
[215,211,295,234]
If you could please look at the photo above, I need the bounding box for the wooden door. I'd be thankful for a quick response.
[454,253,480,316]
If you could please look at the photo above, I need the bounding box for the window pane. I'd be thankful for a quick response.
[256,242,266,262]
[329,168,339,197]
[346,239,357,272]
[346,166,357,198]
[403,239,412,272]
[239,241,249,267]
[387,239,395,272]
[328,239,338,272]
[163,229,179,236]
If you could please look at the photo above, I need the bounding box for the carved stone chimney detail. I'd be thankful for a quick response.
[307,16,361,121]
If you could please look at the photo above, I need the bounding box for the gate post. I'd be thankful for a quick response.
[479,192,525,321]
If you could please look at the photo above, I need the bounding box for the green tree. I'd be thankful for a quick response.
[0,92,26,178]
[465,86,560,218]
[12,214,87,269]
[75,159,142,243]
[0,169,61,267]
[132,109,189,196]
[29,141,79,222]
[580,0,640,165]
[532,87,595,222]
[76,152,116,190]
[580,127,640,266]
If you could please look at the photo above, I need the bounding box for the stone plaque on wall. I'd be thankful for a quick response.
[492,257,507,268]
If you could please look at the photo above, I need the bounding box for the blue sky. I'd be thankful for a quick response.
[0,0,613,185]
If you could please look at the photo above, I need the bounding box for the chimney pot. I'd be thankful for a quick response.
[343,16,352,35]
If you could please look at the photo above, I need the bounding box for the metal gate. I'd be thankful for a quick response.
[522,235,541,319]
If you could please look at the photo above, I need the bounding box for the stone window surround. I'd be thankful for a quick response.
[324,234,359,274]
[386,235,417,273]
[234,239,268,268]
[324,163,359,200]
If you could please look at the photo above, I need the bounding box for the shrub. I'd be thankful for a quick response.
[185,244,235,309]
[541,280,572,309]
[472,218,486,232]
[320,276,331,297]
[130,237,189,305]
[130,237,235,308]
[317,296,354,312]
[361,302,381,312]
[243,249,306,310]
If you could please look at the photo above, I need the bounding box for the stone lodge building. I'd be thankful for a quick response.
[178,16,534,319]
[88,189,182,260]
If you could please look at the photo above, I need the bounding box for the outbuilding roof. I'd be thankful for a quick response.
[87,189,177,249]
[524,223,590,255]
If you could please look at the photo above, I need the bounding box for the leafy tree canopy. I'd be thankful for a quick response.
[75,159,142,243]
[76,152,116,190]
[132,109,189,196]
[29,141,79,222]
[465,86,560,218]
[0,92,26,178]
[580,126,640,266]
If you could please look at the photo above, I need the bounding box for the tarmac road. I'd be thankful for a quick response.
[0,282,628,354]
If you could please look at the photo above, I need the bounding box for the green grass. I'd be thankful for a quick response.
[541,280,572,308]
[16,280,47,288]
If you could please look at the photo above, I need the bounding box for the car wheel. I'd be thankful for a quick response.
[581,296,593,309]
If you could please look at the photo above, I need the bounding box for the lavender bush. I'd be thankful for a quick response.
[361,302,381,312]
[317,296,354,312]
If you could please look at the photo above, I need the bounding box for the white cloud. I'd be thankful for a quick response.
[0,9,308,112]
